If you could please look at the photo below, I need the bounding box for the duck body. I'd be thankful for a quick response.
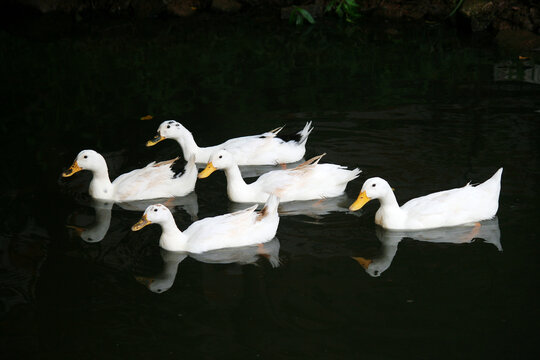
[132,195,280,253]
[147,120,313,165]
[62,150,197,202]
[350,168,503,230]
[199,150,361,203]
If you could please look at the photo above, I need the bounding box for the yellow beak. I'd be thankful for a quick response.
[132,214,152,231]
[146,134,165,147]
[62,161,82,177]
[198,162,217,179]
[349,191,371,211]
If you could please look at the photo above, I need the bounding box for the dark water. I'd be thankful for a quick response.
[1,14,540,359]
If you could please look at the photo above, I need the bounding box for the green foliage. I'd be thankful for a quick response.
[325,0,362,23]
[289,6,316,26]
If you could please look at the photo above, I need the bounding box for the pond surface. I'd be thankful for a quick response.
[1,14,539,359]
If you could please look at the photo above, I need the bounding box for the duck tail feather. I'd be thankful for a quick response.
[297,121,313,145]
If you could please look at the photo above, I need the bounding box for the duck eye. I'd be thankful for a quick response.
[372,184,376,187]
[84,155,88,159]
[219,155,223,159]
[167,125,170,129]
[154,208,158,212]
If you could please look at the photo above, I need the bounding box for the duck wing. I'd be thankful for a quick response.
[400,185,486,227]
[112,158,178,201]
[183,205,260,253]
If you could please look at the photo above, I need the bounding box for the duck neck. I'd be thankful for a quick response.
[375,191,405,228]
[174,132,202,161]
[158,218,189,251]
[223,165,253,202]
[379,191,400,209]
[88,167,114,200]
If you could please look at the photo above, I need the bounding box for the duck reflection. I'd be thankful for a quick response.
[136,237,280,293]
[353,218,502,277]
[67,200,114,243]
[67,193,199,243]
[494,60,540,85]
[228,194,360,219]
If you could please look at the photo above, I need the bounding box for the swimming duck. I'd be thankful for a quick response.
[131,194,280,253]
[62,150,197,201]
[198,150,361,203]
[146,120,313,165]
[349,168,503,230]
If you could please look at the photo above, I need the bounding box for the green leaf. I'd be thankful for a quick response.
[336,5,344,17]
[289,8,296,24]
[298,8,316,24]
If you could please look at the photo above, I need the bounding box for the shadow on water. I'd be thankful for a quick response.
[66,193,199,243]
[135,238,281,294]
[1,13,539,360]
[352,218,502,277]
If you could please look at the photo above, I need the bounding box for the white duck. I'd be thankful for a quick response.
[131,195,280,253]
[62,150,197,201]
[198,150,361,203]
[146,120,313,165]
[349,168,503,230]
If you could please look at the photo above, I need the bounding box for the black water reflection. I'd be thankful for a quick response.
[228,194,361,220]
[494,60,540,85]
[136,238,280,294]
[354,218,502,277]
[66,194,199,243]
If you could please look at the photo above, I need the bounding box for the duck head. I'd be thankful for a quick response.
[146,120,189,146]
[132,204,173,231]
[198,149,234,178]
[62,150,107,177]
[349,177,393,211]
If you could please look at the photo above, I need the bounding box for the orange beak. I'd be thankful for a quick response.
[62,161,82,177]
[198,162,217,179]
[132,214,152,231]
[349,191,371,211]
[146,134,165,147]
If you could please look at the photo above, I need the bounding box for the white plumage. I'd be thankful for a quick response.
[62,149,197,201]
[198,150,361,203]
[349,168,503,230]
[132,195,280,253]
[146,120,313,165]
